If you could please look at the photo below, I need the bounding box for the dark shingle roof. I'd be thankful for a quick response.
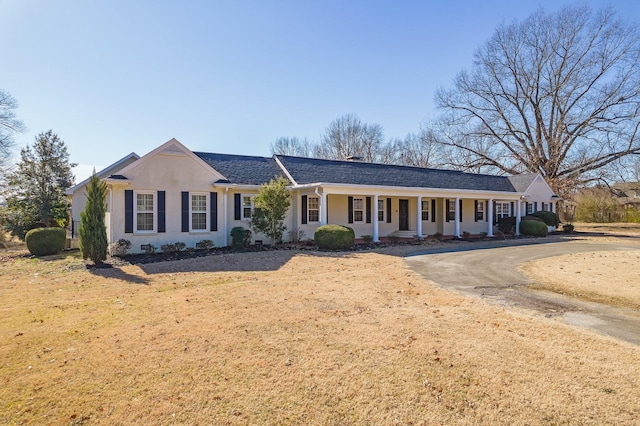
[507,174,539,192]
[194,152,288,185]
[276,155,519,192]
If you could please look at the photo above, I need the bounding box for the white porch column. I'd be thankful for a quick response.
[487,198,494,237]
[515,199,522,236]
[319,191,327,225]
[454,197,461,238]
[223,188,229,246]
[373,194,380,242]
[416,196,422,237]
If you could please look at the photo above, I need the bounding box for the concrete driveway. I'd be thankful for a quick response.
[404,236,640,345]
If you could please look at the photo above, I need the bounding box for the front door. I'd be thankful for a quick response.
[399,199,409,231]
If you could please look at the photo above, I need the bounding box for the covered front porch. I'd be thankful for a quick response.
[292,185,535,241]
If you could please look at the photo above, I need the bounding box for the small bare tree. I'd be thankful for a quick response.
[315,114,385,162]
[269,136,313,157]
[0,90,25,188]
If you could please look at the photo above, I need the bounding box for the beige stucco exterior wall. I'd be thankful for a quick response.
[523,176,557,212]
[109,152,227,253]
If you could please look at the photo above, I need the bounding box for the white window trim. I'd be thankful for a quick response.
[308,196,320,223]
[421,199,430,221]
[496,202,510,219]
[526,203,534,215]
[134,190,156,234]
[378,198,385,222]
[447,199,456,221]
[476,200,485,221]
[190,192,209,232]
[353,196,365,223]
[242,194,254,220]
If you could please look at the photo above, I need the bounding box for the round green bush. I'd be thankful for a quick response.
[25,227,66,256]
[519,220,548,237]
[314,224,355,250]
[531,211,560,227]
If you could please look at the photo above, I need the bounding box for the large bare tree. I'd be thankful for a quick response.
[435,5,640,195]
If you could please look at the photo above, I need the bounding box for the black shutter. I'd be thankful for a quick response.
[474,200,478,222]
[459,199,463,222]
[125,190,133,233]
[348,196,353,223]
[210,192,218,231]
[366,197,371,223]
[493,201,497,225]
[549,202,553,213]
[525,202,529,215]
[533,202,538,213]
[386,198,392,223]
[181,192,189,232]
[445,200,450,222]
[301,195,308,225]
[234,194,241,220]
[511,202,515,217]
[431,199,436,223]
[325,196,329,223]
[158,191,166,233]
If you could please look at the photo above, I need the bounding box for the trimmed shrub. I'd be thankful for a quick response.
[532,211,560,227]
[498,215,544,234]
[497,216,517,234]
[231,226,252,249]
[519,220,548,237]
[160,243,178,254]
[196,239,214,250]
[25,227,66,256]
[563,223,575,233]
[314,225,355,250]
[110,239,131,256]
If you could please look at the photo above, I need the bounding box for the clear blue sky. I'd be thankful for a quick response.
[2,0,640,182]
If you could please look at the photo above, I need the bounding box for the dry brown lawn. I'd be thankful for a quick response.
[521,222,640,309]
[522,250,640,309]
[1,235,639,425]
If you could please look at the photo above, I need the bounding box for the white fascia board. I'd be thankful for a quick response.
[105,179,131,187]
[211,183,262,191]
[273,156,297,186]
[65,152,140,195]
[291,182,524,199]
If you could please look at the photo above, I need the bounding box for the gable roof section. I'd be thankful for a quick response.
[275,155,519,192]
[507,174,539,193]
[65,152,140,195]
[194,152,289,185]
[116,138,225,181]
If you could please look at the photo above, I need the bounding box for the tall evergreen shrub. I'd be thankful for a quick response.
[79,173,108,264]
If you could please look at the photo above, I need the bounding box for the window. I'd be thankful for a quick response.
[421,199,430,221]
[242,195,253,219]
[476,201,484,221]
[191,193,208,231]
[541,202,547,211]
[135,192,155,232]
[308,196,320,222]
[378,199,385,222]
[353,197,364,222]
[526,202,533,215]
[496,202,510,219]
[447,199,456,221]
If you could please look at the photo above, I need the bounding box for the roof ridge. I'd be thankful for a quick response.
[277,154,512,179]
